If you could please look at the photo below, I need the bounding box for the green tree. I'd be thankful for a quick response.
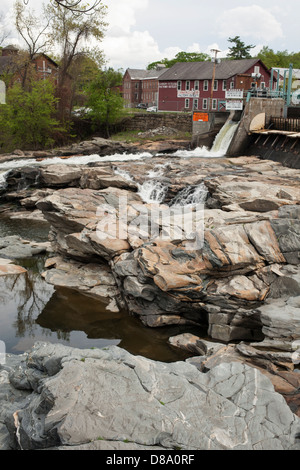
[227,36,255,59]
[0,79,65,151]
[86,68,124,137]
[257,46,300,69]
[45,0,107,121]
[147,51,209,70]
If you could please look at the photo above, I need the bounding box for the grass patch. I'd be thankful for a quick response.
[110,129,192,144]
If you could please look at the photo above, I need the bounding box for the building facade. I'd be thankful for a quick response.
[158,59,273,112]
[123,66,166,108]
[0,45,60,88]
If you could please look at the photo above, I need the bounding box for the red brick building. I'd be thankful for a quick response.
[158,59,274,112]
[0,45,59,88]
[123,66,166,108]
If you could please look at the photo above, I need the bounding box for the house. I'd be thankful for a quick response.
[123,66,166,108]
[0,45,59,88]
[158,58,274,112]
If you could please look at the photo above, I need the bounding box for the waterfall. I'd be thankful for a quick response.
[172,120,239,158]
[0,170,9,189]
[210,120,239,155]
[137,180,168,204]
[170,183,208,207]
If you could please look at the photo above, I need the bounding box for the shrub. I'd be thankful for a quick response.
[0,79,67,152]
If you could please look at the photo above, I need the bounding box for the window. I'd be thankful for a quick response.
[193,99,199,109]
[222,80,227,91]
[185,98,190,108]
[213,80,218,91]
[261,82,266,89]
[186,80,190,91]
[177,81,182,91]
[230,81,234,89]
[203,98,208,109]
[254,66,260,74]
[212,99,217,110]
[194,80,199,91]
[203,80,209,91]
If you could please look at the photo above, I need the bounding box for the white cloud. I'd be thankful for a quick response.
[103,30,161,70]
[216,5,284,43]
[105,0,148,35]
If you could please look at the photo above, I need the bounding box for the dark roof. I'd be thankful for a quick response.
[2,44,19,51]
[125,68,167,80]
[158,59,269,81]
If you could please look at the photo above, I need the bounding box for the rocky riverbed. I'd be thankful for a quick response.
[0,138,300,450]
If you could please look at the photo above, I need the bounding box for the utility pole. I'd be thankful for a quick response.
[210,48,221,111]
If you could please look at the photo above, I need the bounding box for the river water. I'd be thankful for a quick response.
[0,122,238,362]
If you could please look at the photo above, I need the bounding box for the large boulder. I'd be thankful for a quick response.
[1,342,299,450]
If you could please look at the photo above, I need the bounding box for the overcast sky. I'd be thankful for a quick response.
[0,0,299,70]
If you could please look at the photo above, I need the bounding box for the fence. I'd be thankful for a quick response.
[270,117,300,132]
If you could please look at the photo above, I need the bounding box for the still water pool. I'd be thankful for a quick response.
[0,216,200,362]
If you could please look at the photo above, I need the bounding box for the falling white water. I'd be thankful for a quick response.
[170,183,208,207]
[113,167,135,183]
[0,171,9,188]
[113,164,170,204]
[210,120,239,154]
[137,180,168,204]
[172,120,239,158]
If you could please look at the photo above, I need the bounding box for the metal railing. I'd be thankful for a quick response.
[270,117,300,132]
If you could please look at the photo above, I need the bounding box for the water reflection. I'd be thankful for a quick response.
[0,257,197,362]
[0,215,50,242]
[0,262,55,352]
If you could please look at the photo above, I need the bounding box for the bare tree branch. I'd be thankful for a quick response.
[23,0,102,14]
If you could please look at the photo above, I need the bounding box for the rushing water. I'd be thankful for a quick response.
[0,121,237,360]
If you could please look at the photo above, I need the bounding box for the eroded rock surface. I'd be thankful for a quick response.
[0,342,299,450]
[1,154,300,352]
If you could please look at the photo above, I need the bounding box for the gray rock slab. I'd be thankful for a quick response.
[1,342,299,451]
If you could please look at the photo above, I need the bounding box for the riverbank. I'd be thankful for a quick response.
[0,132,191,166]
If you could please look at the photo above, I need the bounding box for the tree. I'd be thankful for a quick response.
[23,0,102,14]
[14,0,53,88]
[147,51,210,70]
[86,68,124,137]
[257,46,300,69]
[45,1,107,121]
[69,53,101,108]
[227,36,255,59]
[0,79,65,151]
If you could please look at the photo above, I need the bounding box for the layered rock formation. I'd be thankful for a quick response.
[2,155,300,345]
[1,150,300,449]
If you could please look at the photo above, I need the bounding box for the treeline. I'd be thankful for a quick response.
[147,37,300,70]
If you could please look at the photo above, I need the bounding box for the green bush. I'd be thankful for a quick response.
[0,79,66,152]
[86,68,124,137]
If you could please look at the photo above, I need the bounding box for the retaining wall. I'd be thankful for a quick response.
[119,113,193,133]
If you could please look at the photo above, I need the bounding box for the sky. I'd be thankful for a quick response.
[0,0,299,70]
